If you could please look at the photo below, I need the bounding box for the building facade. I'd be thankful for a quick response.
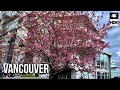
[95,48,112,79]
[54,48,112,79]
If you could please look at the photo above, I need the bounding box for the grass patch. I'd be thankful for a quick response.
[20,74,35,77]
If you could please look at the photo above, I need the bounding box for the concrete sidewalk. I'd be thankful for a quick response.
[2,77,48,79]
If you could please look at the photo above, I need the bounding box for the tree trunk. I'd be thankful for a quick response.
[49,73,55,79]
[42,52,69,79]
[49,66,57,79]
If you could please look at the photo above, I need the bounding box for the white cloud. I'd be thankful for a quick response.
[102,11,120,69]
[116,52,120,57]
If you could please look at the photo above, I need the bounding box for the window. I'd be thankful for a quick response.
[57,70,71,79]
[101,73,104,79]
[107,73,109,79]
[97,72,100,79]
[104,73,108,79]
[58,73,71,79]
[104,54,109,69]
[97,53,109,69]
[100,53,104,61]
[97,61,101,68]
[105,62,109,69]
[101,61,104,68]
[104,54,109,62]
[97,72,109,79]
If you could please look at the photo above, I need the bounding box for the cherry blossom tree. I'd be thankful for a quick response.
[17,11,112,79]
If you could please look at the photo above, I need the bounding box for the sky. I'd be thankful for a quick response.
[96,11,120,69]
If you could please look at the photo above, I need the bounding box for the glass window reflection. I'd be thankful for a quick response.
[97,53,109,69]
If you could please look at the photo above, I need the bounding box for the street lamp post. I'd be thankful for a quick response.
[5,34,16,63]
[2,34,16,77]
[109,55,111,79]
